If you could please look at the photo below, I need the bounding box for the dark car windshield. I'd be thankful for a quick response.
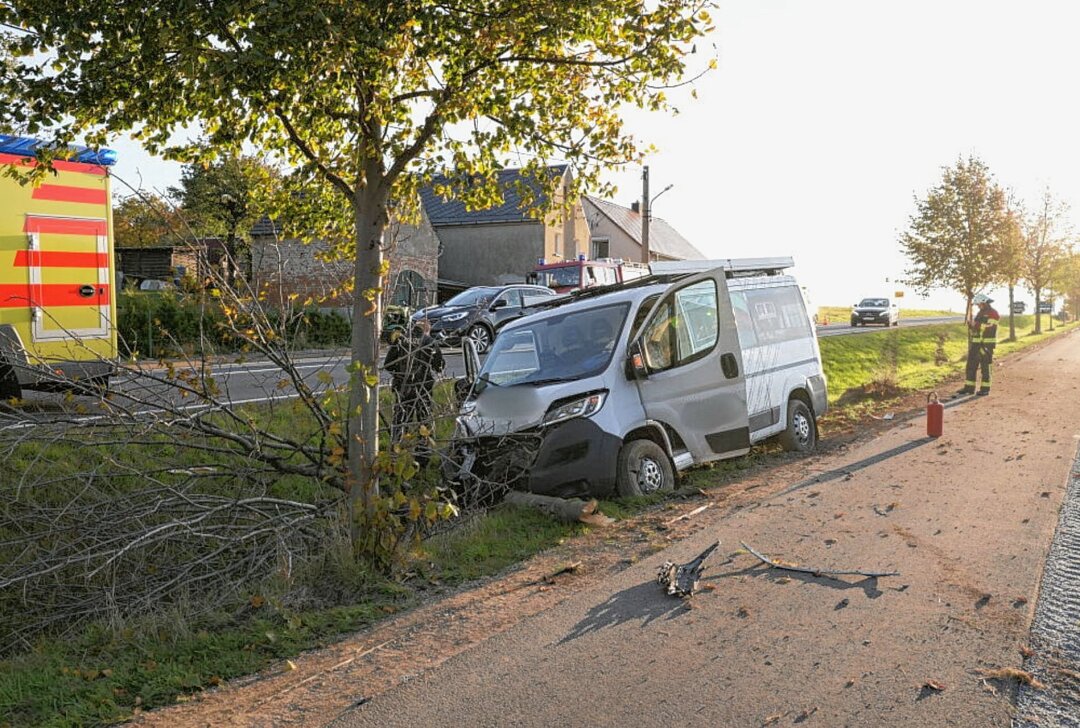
[858,298,889,307]
[477,302,630,388]
[446,287,499,308]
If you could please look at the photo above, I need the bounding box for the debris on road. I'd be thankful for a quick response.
[657,540,720,597]
[975,666,1046,690]
[922,679,946,692]
[666,504,711,525]
[741,541,901,578]
[504,492,614,526]
[873,502,899,516]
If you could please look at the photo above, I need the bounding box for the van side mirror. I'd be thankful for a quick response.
[626,340,648,380]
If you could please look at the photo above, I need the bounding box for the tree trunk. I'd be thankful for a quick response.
[347,168,388,541]
[1007,284,1016,341]
[1034,288,1042,334]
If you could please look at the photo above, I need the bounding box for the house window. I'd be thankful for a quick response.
[592,238,610,259]
[391,269,425,308]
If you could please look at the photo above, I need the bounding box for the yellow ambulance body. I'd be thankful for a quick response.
[0,136,118,396]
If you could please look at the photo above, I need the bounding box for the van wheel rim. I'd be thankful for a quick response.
[794,412,811,443]
[637,456,664,493]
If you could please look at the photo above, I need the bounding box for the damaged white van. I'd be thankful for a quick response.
[449,258,827,498]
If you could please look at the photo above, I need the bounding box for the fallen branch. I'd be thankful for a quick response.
[252,640,392,708]
[974,667,1046,689]
[740,542,900,578]
[505,492,613,526]
[666,504,710,525]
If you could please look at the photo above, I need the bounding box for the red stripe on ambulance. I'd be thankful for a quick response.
[0,283,110,308]
[31,184,108,205]
[13,251,109,268]
[23,217,108,236]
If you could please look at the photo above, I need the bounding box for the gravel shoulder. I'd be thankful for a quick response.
[136,330,1080,727]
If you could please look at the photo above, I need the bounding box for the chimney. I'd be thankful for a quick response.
[630,201,640,213]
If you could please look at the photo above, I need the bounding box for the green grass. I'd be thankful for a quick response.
[819,316,1075,404]
[422,506,587,583]
[2,317,1076,726]
[0,589,408,727]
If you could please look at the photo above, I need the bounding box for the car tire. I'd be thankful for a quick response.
[779,398,816,453]
[616,439,675,497]
[466,323,493,354]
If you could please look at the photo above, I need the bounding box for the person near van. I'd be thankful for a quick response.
[385,317,445,448]
[960,294,999,396]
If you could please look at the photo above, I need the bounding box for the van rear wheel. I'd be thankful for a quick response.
[616,439,674,497]
[779,399,816,452]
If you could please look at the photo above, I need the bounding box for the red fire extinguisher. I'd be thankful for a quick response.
[926,392,943,437]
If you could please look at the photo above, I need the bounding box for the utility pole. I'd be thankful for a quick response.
[641,165,650,264]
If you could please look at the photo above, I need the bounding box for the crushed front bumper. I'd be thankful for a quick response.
[446,417,621,499]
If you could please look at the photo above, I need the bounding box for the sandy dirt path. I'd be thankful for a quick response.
[137,330,1080,727]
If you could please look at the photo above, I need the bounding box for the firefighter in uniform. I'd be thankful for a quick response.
[384,317,445,445]
[961,293,999,396]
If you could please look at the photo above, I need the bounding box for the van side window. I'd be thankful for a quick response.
[641,280,719,372]
[631,293,662,337]
[742,286,811,344]
[730,291,758,348]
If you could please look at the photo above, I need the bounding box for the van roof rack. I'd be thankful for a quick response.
[649,257,794,277]
[523,257,795,312]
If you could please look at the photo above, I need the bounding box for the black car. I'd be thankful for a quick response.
[411,284,556,353]
[850,297,899,327]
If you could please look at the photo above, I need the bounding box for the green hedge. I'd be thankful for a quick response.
[116,292,351,358]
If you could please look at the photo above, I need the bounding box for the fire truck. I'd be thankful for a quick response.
[0,135,119,398]
[526,255,650,294]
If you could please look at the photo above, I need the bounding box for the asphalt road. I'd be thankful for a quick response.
[815,315,963,337]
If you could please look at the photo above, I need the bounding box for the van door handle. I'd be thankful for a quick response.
[720,352,739,379]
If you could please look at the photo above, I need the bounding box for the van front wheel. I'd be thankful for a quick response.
[779,399,816,452]
[616,439,674,497]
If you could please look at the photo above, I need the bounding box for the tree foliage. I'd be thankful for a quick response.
[0,0,716,539]
[899,156,1009,320]
[112,192,185,249]
[169,152,277,284]
[1023,188,1071,334]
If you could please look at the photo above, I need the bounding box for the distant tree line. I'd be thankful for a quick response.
[900,156,1079,336]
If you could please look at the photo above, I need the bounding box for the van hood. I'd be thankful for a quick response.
[458,379,601,437]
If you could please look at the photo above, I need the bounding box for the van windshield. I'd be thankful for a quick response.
[478,302,630,388]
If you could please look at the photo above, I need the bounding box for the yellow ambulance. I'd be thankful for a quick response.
[0,135,118,398]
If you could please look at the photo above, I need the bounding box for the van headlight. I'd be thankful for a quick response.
[541,391,606,427]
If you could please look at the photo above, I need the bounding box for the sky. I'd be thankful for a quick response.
[104,0,1080,311]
